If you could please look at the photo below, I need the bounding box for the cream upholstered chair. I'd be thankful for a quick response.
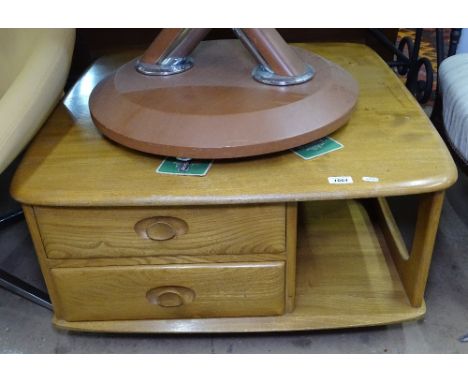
[438,29,468,166]
[0,29,75,308]
[0,29,75,172]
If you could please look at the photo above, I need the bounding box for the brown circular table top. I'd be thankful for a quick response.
[89,40,359,159]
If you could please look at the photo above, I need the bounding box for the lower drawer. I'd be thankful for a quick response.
[51,262,285,321]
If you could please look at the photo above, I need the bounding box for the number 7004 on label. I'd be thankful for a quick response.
[328,176,353,184]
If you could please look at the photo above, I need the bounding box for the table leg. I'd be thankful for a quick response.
[373,191,445,307]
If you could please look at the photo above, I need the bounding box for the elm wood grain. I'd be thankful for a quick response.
[371,193,445,307]
[89,39,358,158]
[52,200,424,333]
[134,216,188,241]
[285,202,297,312]
[146,286,195,308]
[45,253,287,268]
[372,198,410,261]
[50,262,286,321]
[34,204,286,259]
[22,206,62,314]
[11,44,457,207]
[407,192,445,307]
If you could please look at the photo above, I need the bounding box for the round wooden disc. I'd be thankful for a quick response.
[89,40,358,159]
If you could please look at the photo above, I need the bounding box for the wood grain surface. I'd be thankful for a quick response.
[371,192,445,307]
[34,204,286,259]
[22,206,62,314]
[285,202,297,312]
[51,261,285,321]
[11,43,457,207]
[45,253,288,268]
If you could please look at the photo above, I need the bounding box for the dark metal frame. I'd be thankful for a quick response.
[369,28,435,104]
[0,210,52,310]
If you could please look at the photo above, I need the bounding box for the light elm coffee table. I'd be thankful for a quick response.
[11,43,457,333]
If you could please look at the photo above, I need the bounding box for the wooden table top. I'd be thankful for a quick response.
[11,43,457,207]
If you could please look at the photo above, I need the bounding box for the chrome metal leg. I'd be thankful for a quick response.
[0,269,52,310]
[0,209,52,310]
[0,209,23,226]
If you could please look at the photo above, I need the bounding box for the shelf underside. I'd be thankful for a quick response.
[54,199,424,333]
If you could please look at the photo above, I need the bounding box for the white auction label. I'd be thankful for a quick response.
[362,176,380,182]
[328,176,353,184]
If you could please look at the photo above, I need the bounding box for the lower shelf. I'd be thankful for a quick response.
[53,199,425,333]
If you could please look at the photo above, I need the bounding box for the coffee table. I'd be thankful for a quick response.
[11,43,457,333]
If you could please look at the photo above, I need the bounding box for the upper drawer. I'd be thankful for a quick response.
[34,204,286,259]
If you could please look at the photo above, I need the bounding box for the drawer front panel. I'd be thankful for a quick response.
[51,262,285,321]
[35,204,286,259]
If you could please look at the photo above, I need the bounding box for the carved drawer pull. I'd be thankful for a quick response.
[146,286,196,308]
[134,216,188,241]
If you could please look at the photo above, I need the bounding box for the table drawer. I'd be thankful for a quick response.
[51,261,285,321]
[35,204,286,259]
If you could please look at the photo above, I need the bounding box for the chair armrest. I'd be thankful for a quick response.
[0,29,75,173]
